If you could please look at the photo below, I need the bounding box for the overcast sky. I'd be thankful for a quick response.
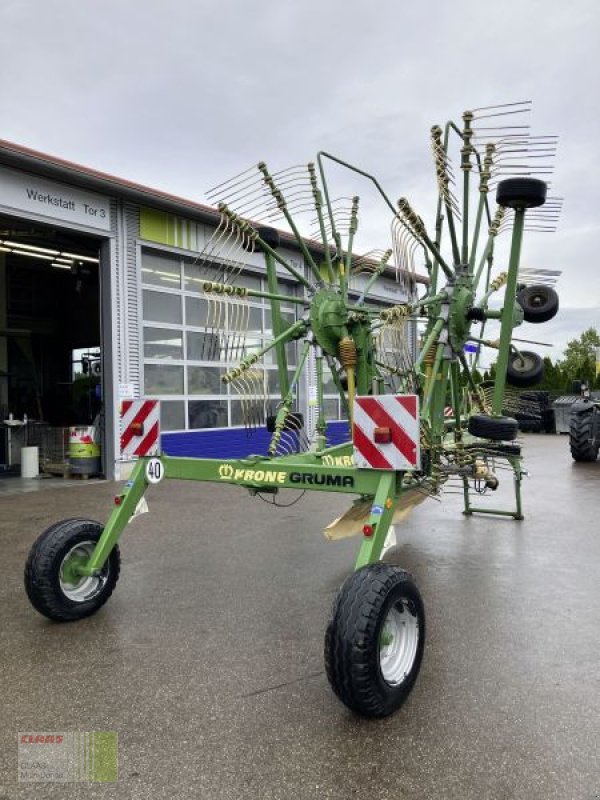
[1,0,598,362]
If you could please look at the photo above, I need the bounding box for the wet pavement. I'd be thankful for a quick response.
[1,434,599,799]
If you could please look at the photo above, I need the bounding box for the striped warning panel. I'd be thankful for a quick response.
[120,399,161,458]
[352,395,420,470]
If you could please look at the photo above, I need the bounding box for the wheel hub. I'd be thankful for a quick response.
[379,600,420,686]
[59,541,108,603]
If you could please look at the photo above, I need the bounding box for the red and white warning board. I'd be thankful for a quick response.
[120,399,160,458]
[352,394,420,471]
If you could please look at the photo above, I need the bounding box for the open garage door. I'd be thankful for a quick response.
[0,216,106,480]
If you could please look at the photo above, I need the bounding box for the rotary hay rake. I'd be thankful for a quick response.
[25,101,561,718]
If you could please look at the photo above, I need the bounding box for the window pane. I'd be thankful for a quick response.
[188,400,228,429]
[265,308,296,333]
[234,272,262,291]
[141,251,181,289]
[321,367,337,394]
[323,397,341,420]
[144,328,183,360]
[187,331,221,362]
[188,366,225,395]
[183,260,208,291]
[246,305,263,335]
[160,401,185,431]
[143,290,182,325]
[144,364,183,395]
[266,369,299,395]
[185,296,209,327]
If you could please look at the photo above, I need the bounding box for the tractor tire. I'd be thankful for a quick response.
[506,350,544,388]
[468,413,519,441]
[324,563,425,718]
[569,406,600,462]
[496,177,547,209]
[517,285,559,324]
[25,519,120,622]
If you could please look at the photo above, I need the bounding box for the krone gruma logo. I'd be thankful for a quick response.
[218,464,287,484]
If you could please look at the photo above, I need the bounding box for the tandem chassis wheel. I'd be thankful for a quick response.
[24,516,426,718]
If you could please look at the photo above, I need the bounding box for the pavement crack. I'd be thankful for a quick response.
[241,670,324,698]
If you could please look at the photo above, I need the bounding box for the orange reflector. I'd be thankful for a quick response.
[130,422,144,436]
[373,426,392,444]
[363,524,374,537]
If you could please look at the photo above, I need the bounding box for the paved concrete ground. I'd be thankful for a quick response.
[1,434,599,799]
[0,473,105,498]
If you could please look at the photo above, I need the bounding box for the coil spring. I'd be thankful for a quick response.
[490,271,507,292]
[455,445,471,469]
[338,336,357,368]
[488,206,506,236]
[429,458,443,492]
[423,342,437,366]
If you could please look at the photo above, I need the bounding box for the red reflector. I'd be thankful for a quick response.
[114,496,122,506]
[130,422,144,436]
[363,524,374,537]
[373,426,392,444]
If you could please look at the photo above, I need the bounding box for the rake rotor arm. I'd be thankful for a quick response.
[397,198,454,281]
[355,249,393,306]
[258,162,323,284]
[221,320,307,385]
[218,203,313,290]
[201,280,306,307]
[492,209,526,415]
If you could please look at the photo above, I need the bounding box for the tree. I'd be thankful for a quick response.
[559,327,600,389]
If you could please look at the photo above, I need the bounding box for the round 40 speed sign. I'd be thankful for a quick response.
[145,458,164,484]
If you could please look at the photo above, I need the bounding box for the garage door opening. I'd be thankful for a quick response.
[0,216,105,480]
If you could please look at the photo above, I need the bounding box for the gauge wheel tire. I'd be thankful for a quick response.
[24,519,120,622]
[506,350,544,388]
[496,177,547,209]
[324,563,425,718]
[517,285,559,324]
[569,409,600,462]
[468,413,519,441]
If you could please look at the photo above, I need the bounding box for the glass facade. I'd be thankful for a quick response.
[141,248,299,431]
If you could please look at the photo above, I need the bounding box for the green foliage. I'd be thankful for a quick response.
[560,327,600,389]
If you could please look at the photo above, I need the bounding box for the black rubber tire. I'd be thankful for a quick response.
[496,177,547,209]
[569,406,600,462]
[468,413,519,441]
[517,285,559,324]
[24,519,120,622]
[324,563,425,718]
[506,350,544,388]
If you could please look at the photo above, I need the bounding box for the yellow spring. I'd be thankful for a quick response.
[423,342,436,366]
[338,336,357,368]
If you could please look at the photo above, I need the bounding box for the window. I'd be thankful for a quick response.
[143,290,182,325]
[141,247,299,430]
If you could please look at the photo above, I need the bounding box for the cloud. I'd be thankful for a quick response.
[1,0,598,323]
